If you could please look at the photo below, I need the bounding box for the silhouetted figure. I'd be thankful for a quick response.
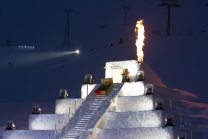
[6,121,15,130]
[84,74,94,84]
[59,89,68,99]
[155,102,164,110]
[165,117,174,126]
[9,62,13,69]
[121,69,130,82]
[146,88,153,95]
[119,38,124,44]
[32,105,41,114]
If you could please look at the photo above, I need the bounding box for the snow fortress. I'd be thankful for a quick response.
[3,60,208,139]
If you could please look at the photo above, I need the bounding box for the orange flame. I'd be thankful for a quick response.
[135,19,145,62]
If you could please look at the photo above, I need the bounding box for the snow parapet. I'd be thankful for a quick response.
[116,95,154,111]
[117,82,145,96]
[99,110,163,128]
[55,99,82,115]
[3,130,55,139]
[96,127,173,139]
[29,114,69,130]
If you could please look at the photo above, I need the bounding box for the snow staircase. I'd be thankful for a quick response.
[66,95,106,139]
[56,83,124,139]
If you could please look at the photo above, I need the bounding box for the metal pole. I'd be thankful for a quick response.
[167,5,171,36]
[87,84,88,95]
[48,134,50,139]
[124,10,127,25]
[55,124,56,138]
[69,107,71,121]
[75,100,77,112]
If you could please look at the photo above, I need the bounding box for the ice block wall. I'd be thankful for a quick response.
[29,114,69,130]
[55,98,82,115]
[3,130,55,139]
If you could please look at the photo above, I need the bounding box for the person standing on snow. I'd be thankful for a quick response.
[121,69,130,82]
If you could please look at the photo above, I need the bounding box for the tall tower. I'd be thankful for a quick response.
[123,5,129,25]
[159,0,180,36]
[62,9,73,47]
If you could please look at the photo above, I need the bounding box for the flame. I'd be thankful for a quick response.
[135,19,145,62]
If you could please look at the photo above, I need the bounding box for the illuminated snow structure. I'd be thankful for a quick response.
[3,60,208,139]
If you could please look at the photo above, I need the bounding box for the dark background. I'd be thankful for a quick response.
[0,0,208,103]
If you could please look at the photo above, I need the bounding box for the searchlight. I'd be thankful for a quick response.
[76,50,80,54]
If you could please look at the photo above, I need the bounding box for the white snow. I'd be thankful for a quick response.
[99,110,163,128]
[117,82,145,96]
[3,130,55,139]
[29,114,69,130]
[81,84,97,99]
[116,95,154,111]
[96,127,173,139]
[55,98,82,115]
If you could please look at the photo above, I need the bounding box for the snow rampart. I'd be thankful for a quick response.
[55,98,82,115]
[29,114,69,130]
[117,82,145,96]
[96,126,174,139]
[99,110,163,128]
[116,95,154,111]
[3,130,55,139]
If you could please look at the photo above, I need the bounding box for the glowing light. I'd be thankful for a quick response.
[135,19,145,62]
[76,50,79,54]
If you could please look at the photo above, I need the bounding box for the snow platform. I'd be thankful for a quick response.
[55,98,82,115]
[116,95,154,111]
[117,82,145,96]
[29,114,69,130]
[3,130,55,139]
[99,110,163,128]
[95,126,193,139]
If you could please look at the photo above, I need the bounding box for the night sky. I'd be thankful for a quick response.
[0,0,208,103]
